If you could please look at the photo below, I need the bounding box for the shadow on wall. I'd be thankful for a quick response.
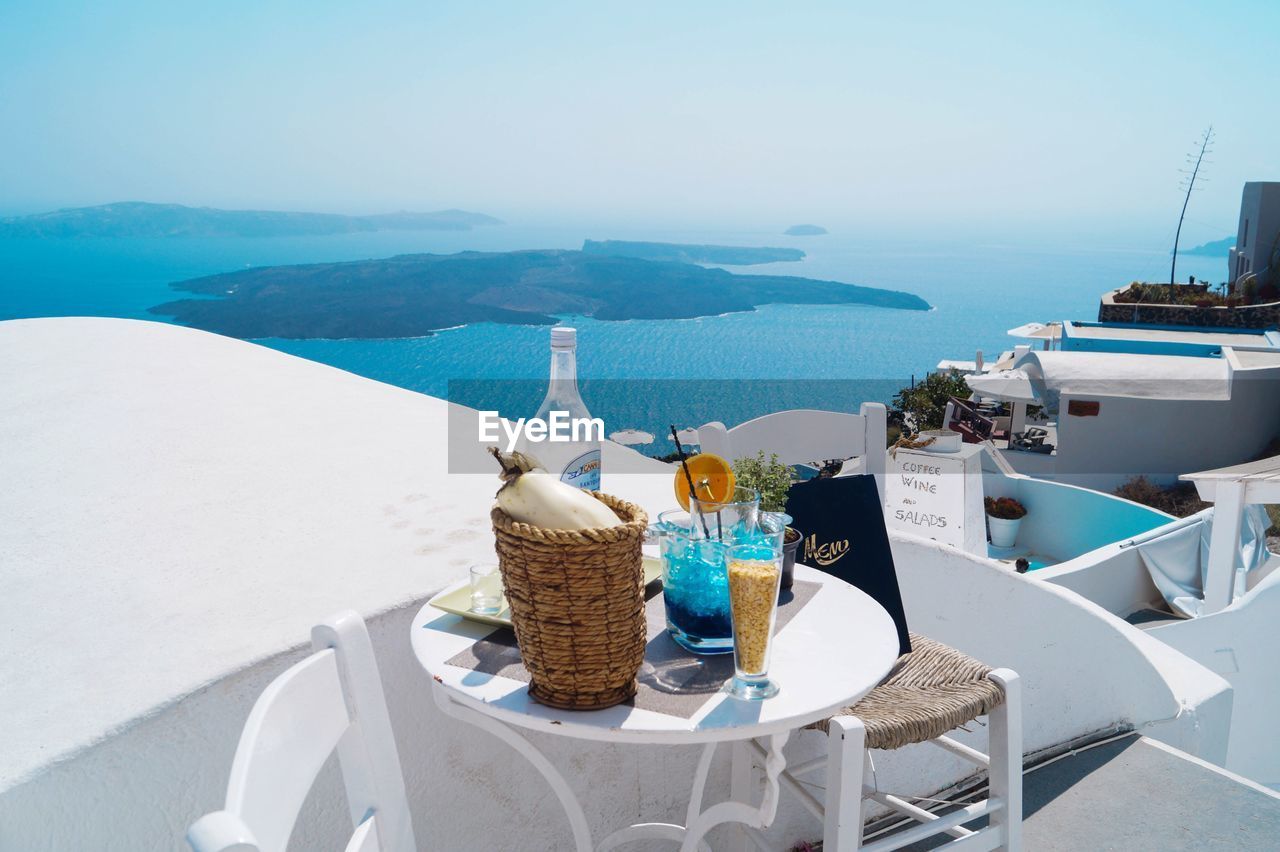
[0,603,711,851]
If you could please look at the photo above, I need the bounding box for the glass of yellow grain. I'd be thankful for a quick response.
[725,541,783,699]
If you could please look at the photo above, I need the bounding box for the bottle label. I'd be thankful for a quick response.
[560,449,601,491]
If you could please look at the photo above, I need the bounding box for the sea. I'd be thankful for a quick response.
[0,224,1227,457]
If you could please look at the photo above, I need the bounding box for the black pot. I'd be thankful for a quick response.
[781,527,802,590]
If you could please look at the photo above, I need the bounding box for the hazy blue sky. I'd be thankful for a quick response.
[2,1,1276,243]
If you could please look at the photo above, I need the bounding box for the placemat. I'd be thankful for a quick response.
[445,579,822,719]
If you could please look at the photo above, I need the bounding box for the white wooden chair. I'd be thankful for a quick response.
[700,404,1022,849]
[697,402,888,499]
[782,640,1022,851]
[187,611,416,852]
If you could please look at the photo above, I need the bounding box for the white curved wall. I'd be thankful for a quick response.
[886,532,1231,764]
[984,471,1174,616]
[983,471,1173,562]
[1151,570,1280,788]
[756,530,1233,834]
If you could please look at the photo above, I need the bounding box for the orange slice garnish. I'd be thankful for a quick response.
[674,453,737,511]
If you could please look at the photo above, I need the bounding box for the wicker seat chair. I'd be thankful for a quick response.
[749,633,1022,851]
[704,433,1023,850]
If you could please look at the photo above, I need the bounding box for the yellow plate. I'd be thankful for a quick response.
[429,557,663,628]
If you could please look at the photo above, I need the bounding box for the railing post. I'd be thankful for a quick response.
[1203,480,1245,614]
[859,402,887,505]
[1010,401,1027,436]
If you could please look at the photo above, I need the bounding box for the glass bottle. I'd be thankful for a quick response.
[524,326,601,490]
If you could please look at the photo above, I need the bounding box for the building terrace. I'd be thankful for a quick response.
[2,317,1277,850]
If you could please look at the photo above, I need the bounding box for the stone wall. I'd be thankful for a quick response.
[1098,288,1280,329]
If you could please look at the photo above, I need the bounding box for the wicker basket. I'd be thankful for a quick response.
[491,492,649,710]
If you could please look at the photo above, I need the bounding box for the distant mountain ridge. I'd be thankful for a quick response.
[581,239,804,265]
[151,248,930,339]
[0,202,503,238]
[785,224,827,236]
[1181,236,1234,257]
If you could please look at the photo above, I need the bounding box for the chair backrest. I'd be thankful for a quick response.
[697,403,888,497]
[187,611,415,852]
[946,396,995,443]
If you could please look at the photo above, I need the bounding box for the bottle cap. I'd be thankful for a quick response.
[551,327,576,350]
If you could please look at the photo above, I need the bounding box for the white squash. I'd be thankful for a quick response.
[490,448,622,530]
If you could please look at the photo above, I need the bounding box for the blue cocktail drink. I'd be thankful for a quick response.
[658,488,776,654]
[661,533,733,653]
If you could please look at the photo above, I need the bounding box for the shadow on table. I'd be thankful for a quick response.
[637,585,802,700]
[639,632,734,696]
[454,627,521,688]
[447,580,819,719]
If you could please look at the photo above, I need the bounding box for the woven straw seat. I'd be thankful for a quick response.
[813,632,1005,750]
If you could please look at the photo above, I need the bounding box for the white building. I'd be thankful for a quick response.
[964,347,1280,491]
[1228,181,1280,288]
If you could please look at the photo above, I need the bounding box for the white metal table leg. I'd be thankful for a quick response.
[727,741,754,851]
[597,742,718,852]
[597,823,708,851]
[689,741,720,828]
[679,732,790,852]
[435,683,794,852]
[431,685,594,852]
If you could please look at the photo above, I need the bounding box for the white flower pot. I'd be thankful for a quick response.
[988,515,1022,548]
[919,429,963,453]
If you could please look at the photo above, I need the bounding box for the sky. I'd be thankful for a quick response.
[1,1,1277,245]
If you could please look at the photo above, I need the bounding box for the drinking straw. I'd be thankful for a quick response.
[670,425,710,537]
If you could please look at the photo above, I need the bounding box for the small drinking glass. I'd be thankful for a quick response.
[757,512,787,551]
[688,485,760,544]
[469,564,503,615]
[650,509,692,543]
[725,541,784,700]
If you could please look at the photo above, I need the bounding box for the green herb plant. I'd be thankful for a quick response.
[733,451,795,514]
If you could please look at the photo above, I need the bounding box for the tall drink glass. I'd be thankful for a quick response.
[726,540,784,699]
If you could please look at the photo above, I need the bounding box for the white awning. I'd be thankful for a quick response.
[609,429,655,446]
[967,350,1228,406]
[1007,321,1062,340]
[966,350,1231,406]
[669,428,700,445]
[936,359,978,373]
[965,369,1037,403]
[1182,455,1280,503]
[1024,351,1230,401]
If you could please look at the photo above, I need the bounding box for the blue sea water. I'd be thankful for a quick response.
[0,225,1227,454]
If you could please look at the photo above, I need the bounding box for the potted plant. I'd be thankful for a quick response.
[985,496,1027,548]
[733,451,802,590]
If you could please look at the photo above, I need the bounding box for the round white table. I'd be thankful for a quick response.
[410,562,899,851]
